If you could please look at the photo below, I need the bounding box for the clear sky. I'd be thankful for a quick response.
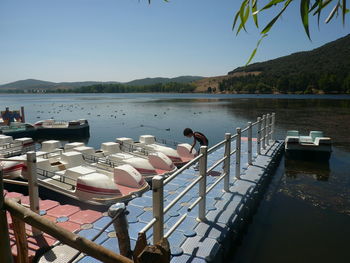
[0,0,349,84]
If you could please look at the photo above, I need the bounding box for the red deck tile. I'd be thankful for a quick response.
[20,195,42,206]
[5,192,23,199]
[47,204,81,218]
[70,209,103,225]
[40,199,60,211]
[57,221,81,233]
[43,214,57,223]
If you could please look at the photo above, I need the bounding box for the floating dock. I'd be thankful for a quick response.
[2,113,283,263]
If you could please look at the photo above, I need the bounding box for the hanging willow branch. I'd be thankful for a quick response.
[147,0,349,64]
[232,0,349,63]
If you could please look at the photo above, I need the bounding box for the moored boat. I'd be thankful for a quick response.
[285,130,332,161]
[0,135,35,157]
[34,119,90,138]
[117,135,196,167]
[19,149,150,206]
[72,141,177,181]
[0,122,36,138]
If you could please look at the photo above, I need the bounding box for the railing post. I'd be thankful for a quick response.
[247,122,253,165]
[198,146,207,221]
[266,113,270,146]
[152,175,164,244]
[26,152,41,236]
[271,112,275,141]
[261,115,266,150]
[257,117,261,155]
[235,128,241,179]
[108,203,132,259]
[0,168,15,263]
[223,133,231,192]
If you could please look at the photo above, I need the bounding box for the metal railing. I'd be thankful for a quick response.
[138,113,275,244]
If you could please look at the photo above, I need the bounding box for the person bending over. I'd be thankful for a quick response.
[183,128,209,154]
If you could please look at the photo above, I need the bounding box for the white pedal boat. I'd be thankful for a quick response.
[19,150,149,206]
[0,135,34,158]
[285,130,332,161]
[116,135,196,167]
[71,142,177,181]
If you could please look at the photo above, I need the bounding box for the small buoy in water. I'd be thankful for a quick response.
[165,128,170,131]
[154,114,157,117]
[140,124,144,127]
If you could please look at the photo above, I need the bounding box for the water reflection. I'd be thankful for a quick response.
[285,159,330,181]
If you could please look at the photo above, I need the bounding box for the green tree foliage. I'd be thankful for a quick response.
[61,82,196,93]
[219,34,350,94]
[233,0,349,63]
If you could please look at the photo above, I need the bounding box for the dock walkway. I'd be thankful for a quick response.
[3,113,284,263]
[71,138,283,262]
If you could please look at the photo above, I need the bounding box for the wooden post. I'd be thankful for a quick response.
[0,168,15,263]
[108,203,132,259]
[198,146,208,221]
[257,117,261,155]
[10,198,29,263]
[26,152,41,236]
[20,106,25,123]
[247,122,253,165]
[138,237,170,263]
[4,198,133,263]
[223,133,231,192]
[235,128,241,179]
[152,176,164,244]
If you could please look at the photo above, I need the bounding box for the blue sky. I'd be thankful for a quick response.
[0,0,349,84]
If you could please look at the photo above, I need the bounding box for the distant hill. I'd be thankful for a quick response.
[194,34,350,94]
[0,76,203,91]
[125,76,203,86]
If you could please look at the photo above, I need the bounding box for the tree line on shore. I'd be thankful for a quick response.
[0,82,196,93]
[218,72,350,94]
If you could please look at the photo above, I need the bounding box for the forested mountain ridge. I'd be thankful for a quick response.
[0,76,203,92]
[219,34,350,94]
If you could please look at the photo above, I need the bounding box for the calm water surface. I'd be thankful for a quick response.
[1,93,350,262]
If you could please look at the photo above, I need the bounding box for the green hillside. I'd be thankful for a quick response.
[221,34,350,94]
[0,76,203,92]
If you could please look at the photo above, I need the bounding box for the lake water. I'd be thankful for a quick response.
[1,93,350,262]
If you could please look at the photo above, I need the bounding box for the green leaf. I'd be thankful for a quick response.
[300,0,311,39]
[325,2,340,23]
[245,34,268,65]
[261,0,292,34]
[232,10,241,31]
[259,0,286,13]
[252,1,259,27]
[239,0,250,33]
[342,0,347,24]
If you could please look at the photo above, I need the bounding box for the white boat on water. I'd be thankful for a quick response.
[285,130,332,161]
[14,147,150,206]
[0,135,34,158]
[117,135,196,167]
[33,119,90,138]
[71,141,177,181]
